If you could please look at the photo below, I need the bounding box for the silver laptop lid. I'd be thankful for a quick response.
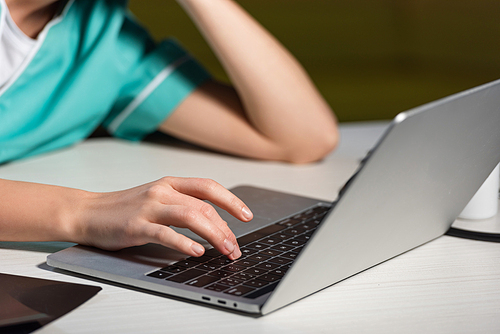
[263,79,500,314]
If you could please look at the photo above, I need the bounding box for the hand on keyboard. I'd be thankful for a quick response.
[70,177,253,260]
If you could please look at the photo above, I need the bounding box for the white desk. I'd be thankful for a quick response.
[1,122,499,333]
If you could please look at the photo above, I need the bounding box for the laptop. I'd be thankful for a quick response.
[47,79,500,315]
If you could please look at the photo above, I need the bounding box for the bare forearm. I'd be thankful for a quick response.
[177,0,338,162]
[0,178,84,242]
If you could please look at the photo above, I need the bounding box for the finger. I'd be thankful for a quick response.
[167,192,240,247]
[165,177,253,222]
[145,179,242,259]
[141,223,207,257]
[153,204,239,258]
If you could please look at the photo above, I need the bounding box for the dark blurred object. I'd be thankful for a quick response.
[0,273,101,334]
[89,125,111,138]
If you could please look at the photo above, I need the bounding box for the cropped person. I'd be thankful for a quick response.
[0,0,338,260]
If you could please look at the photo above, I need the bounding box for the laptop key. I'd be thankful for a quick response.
[271,232,294,241]
[160,265,187,274]
[205,283,231,292]
[256,274,281,282]
[245,242,269,251]
[303,232,316,241]
[257,249,283,257]
[266,256,292,265]
[268,269,286,277]
[301,209,318,219]
[221,264,246,273]
[282,238,306,247]
[147,271,172,279]
[282,228,303,236]
[246,254,271,262]
[237,224,285,246]
[175,259,204,268]
[232,272,257,280]
[278,218,302,228]
[294,234,311,242]
[240,247,255,256]
[255,261,281,271]
[207,270,233,278]
[292,212,307,220]
[295,222,316,231]
[270,244,296,252]
[234,259,259,267]
[166,269,206,283]
[293,245,304,253]
[259,237,282,245]
[243,267,267,276]
[243,279,270,288]
[220,277,244,286]
[308,219,323,226]
[208,258,233,266]
[280,264,291,271]
[312,205,330,214]
[197,263,220,271]
[281,252,298,259]
[224,285,255,296]
[187,255,214,263]
[186,275,220,287]
[315,211,328,220]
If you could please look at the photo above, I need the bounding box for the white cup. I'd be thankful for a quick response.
[459,164,500,220]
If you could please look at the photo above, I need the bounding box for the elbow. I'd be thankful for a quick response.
[283,127,339,164]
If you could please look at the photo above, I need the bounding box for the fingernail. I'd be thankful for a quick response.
[228,248,241,261]
[233,247,242,259]
[223,239,235,254]
[191,243,205,256]
[242,207,253,220]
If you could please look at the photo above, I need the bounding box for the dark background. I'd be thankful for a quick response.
[129,0,500,122]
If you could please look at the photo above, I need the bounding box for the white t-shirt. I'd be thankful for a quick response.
[0,0,36,88]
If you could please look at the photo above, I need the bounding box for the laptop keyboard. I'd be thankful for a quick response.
[146,205,330,299]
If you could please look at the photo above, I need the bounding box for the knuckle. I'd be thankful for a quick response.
[158,176,174,185]
[149,225,184,252]
[199,178,219,192]
[181,208,201,226]
[199,203,217,220]
[148,224,165,242]
[154,226,188,253]
[154,226,174,245]
[145,184,167,199]
[207,229,226,246]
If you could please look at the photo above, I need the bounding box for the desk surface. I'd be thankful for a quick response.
[1,122,499,334]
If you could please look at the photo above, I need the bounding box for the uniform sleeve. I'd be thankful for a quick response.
[102,15,211,141]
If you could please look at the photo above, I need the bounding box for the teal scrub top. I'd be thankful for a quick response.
[0,0,210,164]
